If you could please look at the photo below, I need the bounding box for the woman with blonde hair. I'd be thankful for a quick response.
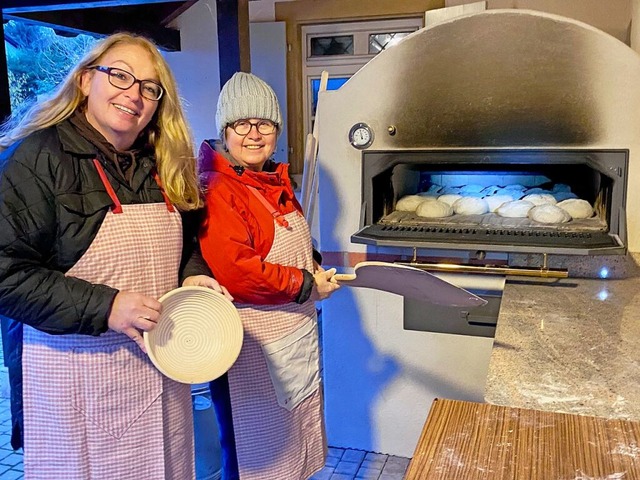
[0,32,224,479]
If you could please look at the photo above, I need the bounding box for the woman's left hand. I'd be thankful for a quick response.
[182,275,234,301]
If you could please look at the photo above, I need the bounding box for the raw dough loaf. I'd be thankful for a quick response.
[453,197,489,215]
[437,194,462,206]
[552,183,572,192]
[496,200,535,218]
[552,191,578,202]
[416,200,454,218]
[416,193,438,201]
[528,204,571,224]
[484,194,514,213]
[460,184,485,194]
[423,185,443,195]
[523,187,550,195]
[495,187,524,199]
[557,198,593,219]
[396,195,428,212]
[481,185,500,196]
[521,193,557,206]
[502,184,526,192]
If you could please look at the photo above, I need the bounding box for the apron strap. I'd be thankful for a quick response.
[93,159,123,214]
[151,169,176,212]
[92,159,175,213]
[246,186,289,228]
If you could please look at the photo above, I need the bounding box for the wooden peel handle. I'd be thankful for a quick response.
[333,273,356,283]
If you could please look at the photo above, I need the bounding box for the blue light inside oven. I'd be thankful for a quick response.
[417,171,552,194]
[598,267,609,279]
[598,289,609,301]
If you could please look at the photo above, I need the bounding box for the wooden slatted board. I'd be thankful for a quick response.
[406,398,640,479]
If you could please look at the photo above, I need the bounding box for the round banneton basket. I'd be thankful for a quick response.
[144,286,243,384]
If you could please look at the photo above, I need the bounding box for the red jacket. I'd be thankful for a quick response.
[198,141,307,305]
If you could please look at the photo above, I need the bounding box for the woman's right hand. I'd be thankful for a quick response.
[107,291,163,353]
[310,267,340,301]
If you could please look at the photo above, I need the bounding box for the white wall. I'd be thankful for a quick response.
[166,0,221,148]
[166,1,289,151]
[250,22,288,163]
[249,0,295,22]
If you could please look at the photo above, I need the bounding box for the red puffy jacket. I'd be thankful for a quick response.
[198,141,307,305]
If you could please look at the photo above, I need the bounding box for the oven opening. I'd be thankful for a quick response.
[357,150,627,255]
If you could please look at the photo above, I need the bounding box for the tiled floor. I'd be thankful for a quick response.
[0,333,410,480]
[311,448,409,480]
[0,397,22,479]
[0,388,410,480]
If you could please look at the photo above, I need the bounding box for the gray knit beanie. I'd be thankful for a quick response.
[216,72,282,139]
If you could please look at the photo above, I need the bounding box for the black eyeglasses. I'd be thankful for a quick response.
[88,65,164,101]
[228,119,278,136]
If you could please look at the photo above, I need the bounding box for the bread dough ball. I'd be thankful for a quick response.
[552,191,578,202]
[524,187,550,196]
[460,184,485,194]
[528,204,572,224]
[484,194,514,213]
[416,200,454,218]
[502,184,526,192]
[453,197,489,215]
[396,195,427,212]
[416,193,438,201]
[557,199,594,219]
[481,185,500,196]
[495,187,524,199]
[552,183,572,192]
[424,185,443,195]
[437,194,462,206]
[496,200,535,218]
[522,193,557,206]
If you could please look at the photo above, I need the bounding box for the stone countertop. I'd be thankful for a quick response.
[485,275,640,420]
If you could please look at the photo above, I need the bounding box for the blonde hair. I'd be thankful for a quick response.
[0,32,201,210]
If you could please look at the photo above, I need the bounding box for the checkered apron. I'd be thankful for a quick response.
[228,190,326,480]
[22,160,194,480]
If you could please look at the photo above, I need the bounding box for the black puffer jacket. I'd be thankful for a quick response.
[0,118,206,449]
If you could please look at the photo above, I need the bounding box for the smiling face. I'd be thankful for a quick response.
[224,119,277,172]
[80,43,160,151]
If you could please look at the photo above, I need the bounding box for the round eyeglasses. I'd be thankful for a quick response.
[88,65,164,101]
[228,119,278,136]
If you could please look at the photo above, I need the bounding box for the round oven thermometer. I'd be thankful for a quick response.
[349,123,374,149]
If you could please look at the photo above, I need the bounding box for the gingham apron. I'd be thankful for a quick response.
[228,187,326,480]
[22,160,194,480]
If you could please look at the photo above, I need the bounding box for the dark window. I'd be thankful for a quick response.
[310,35,354,57]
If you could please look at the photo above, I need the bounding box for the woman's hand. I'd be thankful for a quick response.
[108,291,163,353]
[310,267,340,301]
[182,275,234,301]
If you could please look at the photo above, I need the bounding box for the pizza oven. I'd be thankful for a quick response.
[313,9,640,264]
[312,9,640,458]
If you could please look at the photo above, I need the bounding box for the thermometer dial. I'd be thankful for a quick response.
[349,123,374,149]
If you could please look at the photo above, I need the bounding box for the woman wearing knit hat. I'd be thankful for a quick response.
[198,72,340,479]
